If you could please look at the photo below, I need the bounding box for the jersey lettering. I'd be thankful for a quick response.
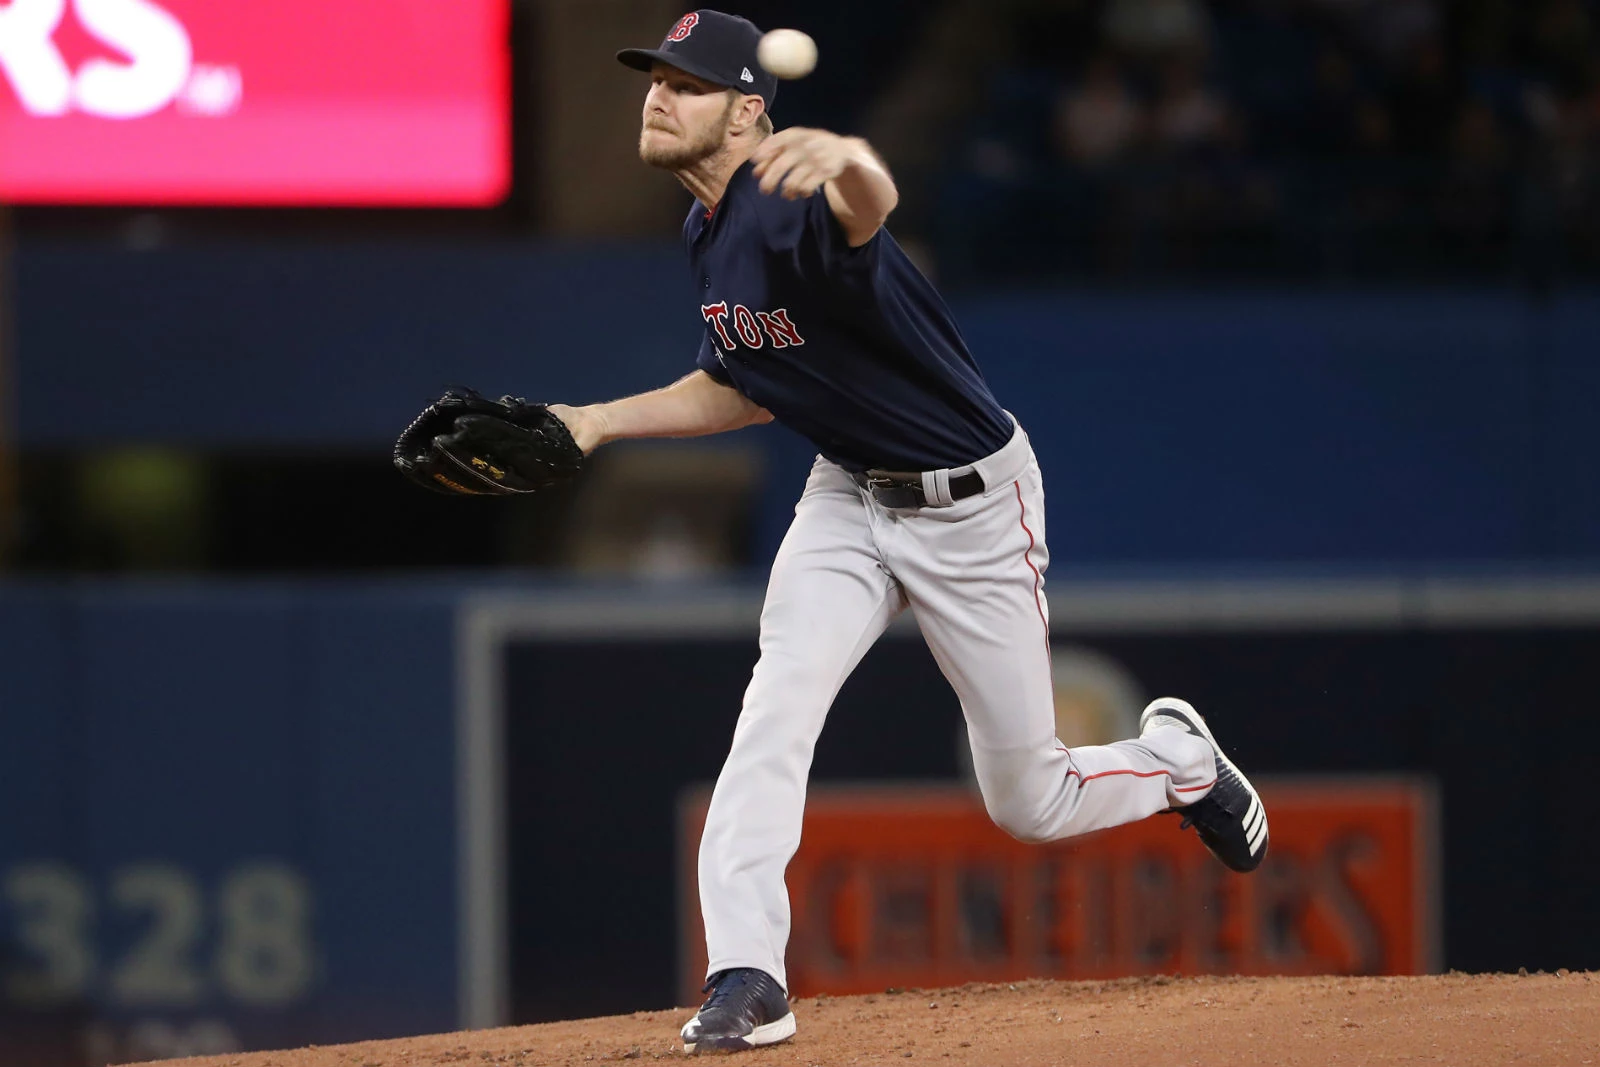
[705,303,808,352]
[756,308,806,348]
[700,302,735,351]
[732,305,764,349]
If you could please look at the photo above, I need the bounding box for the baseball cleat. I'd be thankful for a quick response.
[1140,697,1269,873]
[680,967,796,1054]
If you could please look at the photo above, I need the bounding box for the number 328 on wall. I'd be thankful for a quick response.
[3,861,315,1009]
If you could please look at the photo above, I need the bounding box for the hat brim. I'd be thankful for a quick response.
[616,47,739,91]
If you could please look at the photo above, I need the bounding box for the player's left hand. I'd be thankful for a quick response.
[393,388,585,496]
[752,128,864,200]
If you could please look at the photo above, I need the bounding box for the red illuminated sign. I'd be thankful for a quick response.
[0,0,510,205]
[679,779,1439,1002]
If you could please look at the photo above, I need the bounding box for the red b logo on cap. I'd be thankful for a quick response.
[667,12,699,41]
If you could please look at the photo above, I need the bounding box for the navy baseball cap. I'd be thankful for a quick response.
[617,10,778,110]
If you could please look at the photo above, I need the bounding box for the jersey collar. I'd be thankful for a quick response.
[692,159,757,241]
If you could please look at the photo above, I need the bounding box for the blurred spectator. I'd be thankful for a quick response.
[914,0,1600,281]
[1545,88,1600,207]
[1104,0,1212,61]
[1156,123,1276,267]
[860,0,1058,234]
[1529,0,1596,94]
[1354,0,1443,69]
[1012,0,1104,75]
[1342,97,1405,247]
[1304,46,1365,154]
[1450,98,1511,166]
[1435,98,1513,257]
[1204,0,1323,156]
[1150,56,1230,153]
[1387,36,1458,155]
[1055,54,1146,166]
[1299,0,1366,24]
[1351,97,1397,157]
[1458,0,1520,69]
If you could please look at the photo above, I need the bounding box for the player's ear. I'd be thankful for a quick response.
[731,93,766,136]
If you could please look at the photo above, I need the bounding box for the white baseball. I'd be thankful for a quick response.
[757,29,817,80]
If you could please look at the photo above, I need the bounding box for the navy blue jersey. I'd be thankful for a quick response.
[686,161,1012,472]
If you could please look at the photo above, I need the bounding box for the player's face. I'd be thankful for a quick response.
[640,63,736,169]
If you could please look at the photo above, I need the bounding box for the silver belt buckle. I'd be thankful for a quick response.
[864,471,924,508]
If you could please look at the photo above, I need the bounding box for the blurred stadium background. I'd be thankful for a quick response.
[2,0,1598,1063]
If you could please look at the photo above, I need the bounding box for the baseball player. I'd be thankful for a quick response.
[397,8,1269,1055]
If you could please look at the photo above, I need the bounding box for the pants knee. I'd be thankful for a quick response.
[982,788,1052,844]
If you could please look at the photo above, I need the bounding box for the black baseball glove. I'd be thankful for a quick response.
[393,388,585,496]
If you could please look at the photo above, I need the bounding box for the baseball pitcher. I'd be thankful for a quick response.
[394,9,1269,1054]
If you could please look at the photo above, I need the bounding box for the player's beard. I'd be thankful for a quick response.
[639,95,735,170]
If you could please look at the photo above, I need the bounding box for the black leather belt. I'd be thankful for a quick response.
[852,469,985,509]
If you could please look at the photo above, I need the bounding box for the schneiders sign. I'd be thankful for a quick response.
[0,0,510,204]
[678,779,1439,1002]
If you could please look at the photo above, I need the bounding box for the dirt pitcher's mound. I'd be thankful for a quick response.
[129,973,1598,1067]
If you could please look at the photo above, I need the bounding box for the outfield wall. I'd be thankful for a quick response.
[16,240,1600,566]
[2,577,1598,1062]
